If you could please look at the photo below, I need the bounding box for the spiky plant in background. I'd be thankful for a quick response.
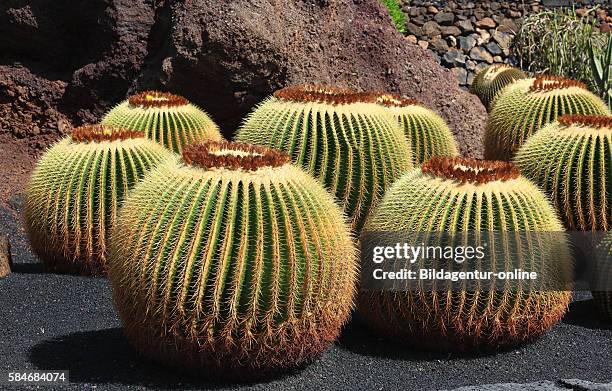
[485,75,610,161]
[593,233,612,322]
[375,94,458,164]
[102,91,223,153]
[515,115,611,232]
[235,84,413,232]
[358,157,573,350]
[108,141,358,376]
[469,64,527,110]
[25,125,173,275]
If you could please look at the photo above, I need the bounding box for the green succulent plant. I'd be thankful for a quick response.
[515,115,611,232]
[485,75,610,161]
[469,64,527,110]
[358,157,573,350]
[25,125,173,275]
[380,0,406,33]
[101,91,223,153]
[593,233,612,322]
[235,84,413,232]
[375,94,459,164]
[108,141,358,376]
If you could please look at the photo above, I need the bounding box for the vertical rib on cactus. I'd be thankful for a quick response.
[108,141,358,376]
[235,84,413,232]
[25,125,173,275]
[470,64,527,110]
[375,94,459,164]
[515,115,611,231]
[358,157,573,350]
[101,91,223,153]
[485,76,610,161]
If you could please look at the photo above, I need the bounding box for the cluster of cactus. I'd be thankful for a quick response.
[358,157,573,350]
[236,84,413,232]
[375,93,458,164]
[108,141,358,376]
[515,115,611,232]
[470,64,527,110]
[25,125,172,275]
[102,91,223,153]
[485,75,610,161]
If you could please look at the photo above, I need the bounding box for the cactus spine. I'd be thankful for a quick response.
[108,141,357,376]
[358,157,573,350]
[485,76,610,161]
[515,115,611,232]
[102,91,223,153]
[470,64,526,110]
[25,125,173,275]
[375,94,459,164]
[235,84,413,232]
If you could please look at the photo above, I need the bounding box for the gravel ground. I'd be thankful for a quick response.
[1,200,611,391]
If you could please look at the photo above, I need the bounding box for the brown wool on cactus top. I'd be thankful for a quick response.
[558,114,612,129]
[422,156,520,185]
[71,125,144,143]
[182,141,291,171]
[375,93,422,108]
[273,84,376,105]
[128,91,189,108]
[528,75,587,93]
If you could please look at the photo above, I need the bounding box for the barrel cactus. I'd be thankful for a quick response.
[102,91,223,153]
[25,125,172,275]
[108,141,358,376]
[235,84,413,231]
[593,233,612,322]
[469,64,526,110]
[358,156,573,351]
[375,94,459,164]
[485,75,610,161]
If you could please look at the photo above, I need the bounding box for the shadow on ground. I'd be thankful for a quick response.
[29,328,303,389]
[563,298,612,331]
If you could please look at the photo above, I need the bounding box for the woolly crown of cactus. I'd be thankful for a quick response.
[101,90,223,153]
[358,156,573,351]
[25,124,173,275]
[485,75,610,161]
[515,114,611,231]
[235,84,413,232]
[470,64,527,110]
[108,140,358,376]
[375,94,459,164]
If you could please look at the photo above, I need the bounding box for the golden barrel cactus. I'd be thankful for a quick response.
[470,64,526,110]
[108,141,358,376]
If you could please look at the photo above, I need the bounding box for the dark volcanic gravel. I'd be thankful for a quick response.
[1,200,611,391]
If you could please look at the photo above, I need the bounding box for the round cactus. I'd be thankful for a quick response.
[358,156,573,351]
[469,64,526,110]
[375,94,459,164]
[593,233,612,322]
[25,125,173,275]
[101,91,223,153]
[235,84,413,232]
[485,75,610,161]
[515,115,611,232]
[108,141,358,376]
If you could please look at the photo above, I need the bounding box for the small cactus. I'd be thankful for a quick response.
[108,141,358,376]
[235,84,413,231]
[515,115,611,232]
[485,75,610,161]
[25,125,173,275]
[375,94,459,164]
[358,157,573,350]
[102,91,223,153]
[469,64,527,110]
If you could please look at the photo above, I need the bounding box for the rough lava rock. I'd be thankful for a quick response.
[0,0,487,158]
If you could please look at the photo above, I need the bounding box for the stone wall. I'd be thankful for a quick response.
[399,0,611,87]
